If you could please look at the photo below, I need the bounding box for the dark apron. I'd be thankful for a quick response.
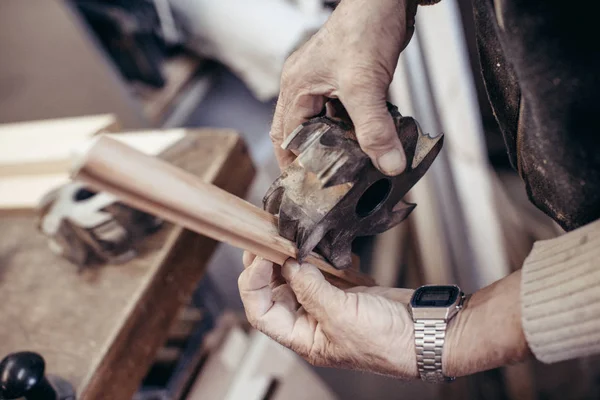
[471,0,600,231]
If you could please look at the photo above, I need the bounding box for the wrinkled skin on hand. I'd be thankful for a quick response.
[238,254,530,378]
[245,0,421,377]
[239,0,532,379]
[238,252,419,378]
[271,0,418,176]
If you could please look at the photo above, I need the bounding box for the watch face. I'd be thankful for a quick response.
[411,285,460,308]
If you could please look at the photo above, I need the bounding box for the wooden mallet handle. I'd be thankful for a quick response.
[71,136,375,288]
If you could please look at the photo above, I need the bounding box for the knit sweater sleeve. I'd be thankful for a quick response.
[521,219,600,363]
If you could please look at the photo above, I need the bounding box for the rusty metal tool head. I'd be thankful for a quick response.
[263,103,443,270]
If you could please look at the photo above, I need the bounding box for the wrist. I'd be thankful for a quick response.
[386,301,420,379]
[443,271,531,377]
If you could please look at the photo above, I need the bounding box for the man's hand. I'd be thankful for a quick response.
[238,252,419,377]
[239,252,531,378]
[271,0,418,175]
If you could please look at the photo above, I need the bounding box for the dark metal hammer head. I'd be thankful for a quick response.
[264,103,443,269]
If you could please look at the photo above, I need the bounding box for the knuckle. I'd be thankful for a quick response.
[356,123,395,150]
[269,126,283,144]
[237,269,250,290]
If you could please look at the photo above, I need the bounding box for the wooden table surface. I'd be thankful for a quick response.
[0,130,255,400]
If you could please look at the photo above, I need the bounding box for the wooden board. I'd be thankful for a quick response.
[0,127,186,215]
[0,129,256,400]
[389,51,455,285]
[187,328,336,400]
[72,136,374,288]
[416,4,511,290]
[0,115,119,177]
[0,115,119,215]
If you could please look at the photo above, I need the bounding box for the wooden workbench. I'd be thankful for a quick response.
[0,130,255,400]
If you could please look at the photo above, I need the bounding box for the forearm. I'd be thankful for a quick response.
[444,270,531,376]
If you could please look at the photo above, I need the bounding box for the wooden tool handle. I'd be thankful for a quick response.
[71,136,375,288]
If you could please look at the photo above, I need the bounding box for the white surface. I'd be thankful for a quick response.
[169,0,329,100]
[0,174,68,211]
[224,331,336,400]
[0,114,116,176]
[390,38,456,285]
[0,129,186,212]
[416,1,510,289]
[219,328,251,370]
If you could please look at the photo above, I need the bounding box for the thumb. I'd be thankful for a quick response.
[281,259,346,321]
[342,95,406,176]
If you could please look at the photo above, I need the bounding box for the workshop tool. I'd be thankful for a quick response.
[264,103,443,269]
[37,182,162,268]
[0,351,75,400]
[75,0,171,88]
[70,137,373,288]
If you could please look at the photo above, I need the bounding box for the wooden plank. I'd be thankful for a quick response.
[410,5,535,400]
[0,174,70,215]
[0,115,119,177]
[187,328,336,400]
[72,137,375,288]
[0,128,186,215]
[223,331,336,400]
[416,3,510,289]
[389,51,455,285]
[186,326,251,400]
[0,129,256,400]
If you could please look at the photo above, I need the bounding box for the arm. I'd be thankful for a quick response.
[238,220,600,378]
[445,270,530,376]
[238,252,531,379]
[247,0,600,379]
[450,217,600,372]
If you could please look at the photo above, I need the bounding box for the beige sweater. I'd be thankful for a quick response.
[521,218,600,363]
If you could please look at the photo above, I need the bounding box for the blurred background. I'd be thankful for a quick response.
[1,0,597,399]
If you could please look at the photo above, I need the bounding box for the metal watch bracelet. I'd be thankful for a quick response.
[414,319,454,383]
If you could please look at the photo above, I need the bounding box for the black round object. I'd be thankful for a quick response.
[355,178,392,218]
[0,352,45,399]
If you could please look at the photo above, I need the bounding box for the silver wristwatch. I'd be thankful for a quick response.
[408,285,465,383]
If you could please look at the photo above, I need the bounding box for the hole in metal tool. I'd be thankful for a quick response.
[355,178,391,218]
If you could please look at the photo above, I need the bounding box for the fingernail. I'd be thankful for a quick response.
[376,148,406,176]
[282,259,300,280]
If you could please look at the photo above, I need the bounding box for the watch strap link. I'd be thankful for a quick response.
[414,319,453,383]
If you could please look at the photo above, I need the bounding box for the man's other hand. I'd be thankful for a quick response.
[270,0,417,176]
[238,252,531,378]
[238,252,419,377]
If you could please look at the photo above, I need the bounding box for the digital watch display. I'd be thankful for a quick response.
[411,285,460,308]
